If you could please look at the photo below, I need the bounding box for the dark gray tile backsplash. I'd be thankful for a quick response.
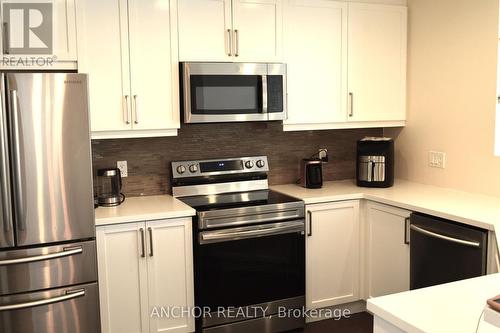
[92,122,382,197]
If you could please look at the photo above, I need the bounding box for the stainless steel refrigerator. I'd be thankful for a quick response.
[0,73,99,333]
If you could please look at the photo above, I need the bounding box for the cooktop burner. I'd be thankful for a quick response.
[177,189,300,212]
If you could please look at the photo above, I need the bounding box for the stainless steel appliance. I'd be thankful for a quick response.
[300,159,323,189]
[172,156,305,333]
[181,62,287,123]
[410,213,488,290]
[356,137,394,188]
[0,73,99,333]
[97,167,125,207]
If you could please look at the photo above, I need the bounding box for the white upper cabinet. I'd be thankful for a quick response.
[0,0,77,69]
[178,0,282,62]
[365,202,410,299]
[232,0,282,62]
[127,0,179,132]
[283,1,407,131]
[77,0,180,139]
[306,200,360,309]
[178,0,232,62]
[347,3,407,123]
[283,0,347,127]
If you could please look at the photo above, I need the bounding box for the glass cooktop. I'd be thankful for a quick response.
[177,190,302,212]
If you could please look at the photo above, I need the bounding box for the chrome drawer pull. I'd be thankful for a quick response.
[0,289,85,311]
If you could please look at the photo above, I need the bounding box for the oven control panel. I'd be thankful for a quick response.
[172,156,269,178]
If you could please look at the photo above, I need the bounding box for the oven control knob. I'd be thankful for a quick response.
[189,164,198,173]
[245,160,254,169]
[176,165,186,174]
[256,160,265,168]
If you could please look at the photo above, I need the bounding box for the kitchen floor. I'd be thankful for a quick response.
[302,312,373,333]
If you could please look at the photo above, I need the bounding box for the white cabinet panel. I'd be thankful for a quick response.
[306,200,360,309]
[128,0,180,131]
[284,0,347,126]
[232,0,282,62]
[147,218,195,333]
[76,0,131,132]
[97,223,149,333]
[347,3,407,122]
[0,0,77,68]
[178,0,232,61]
[365,202,410,298]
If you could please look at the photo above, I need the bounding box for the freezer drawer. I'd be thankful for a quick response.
[0,240,97,295]
[0,282,100,333]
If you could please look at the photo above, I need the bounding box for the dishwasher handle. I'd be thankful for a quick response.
[410,224,481,248]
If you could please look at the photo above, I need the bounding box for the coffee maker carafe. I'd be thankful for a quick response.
[97,168,125,207]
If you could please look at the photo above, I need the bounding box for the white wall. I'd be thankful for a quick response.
[386,0,500,197]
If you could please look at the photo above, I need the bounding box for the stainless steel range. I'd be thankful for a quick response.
[172,156,305,333]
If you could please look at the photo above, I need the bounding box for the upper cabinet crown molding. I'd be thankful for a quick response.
[178,0,283,62]
[283,0,407,131]
[0,0,77,70]
[77,0,180,139]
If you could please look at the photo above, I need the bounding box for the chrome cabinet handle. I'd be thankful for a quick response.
[226,29,232,56]
[139,228,145,258]
[0,246,83,266]
[9,90,25,233]
[348,92,354,117]
[234,29,239,57]
[2,22,9,54]
[148,227,153,257]
[307,211,312,237]
[410,225,481,248]
[123,95,131,124]
[133,95,138,124]
[404,217,410,244]
[0,288,85,311]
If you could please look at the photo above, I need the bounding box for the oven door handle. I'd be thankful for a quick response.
[199,221,304,245]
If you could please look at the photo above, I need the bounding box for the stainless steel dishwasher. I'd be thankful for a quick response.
[410,213,488,290]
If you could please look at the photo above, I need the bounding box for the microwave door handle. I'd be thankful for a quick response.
[261,75,268,114]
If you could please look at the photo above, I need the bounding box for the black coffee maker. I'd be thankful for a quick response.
[356,137,394,188]
[96,168,125,206]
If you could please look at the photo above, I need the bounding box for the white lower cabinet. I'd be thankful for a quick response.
[365,202,410,298]
[97,218,194,333]
[305,200,360,309]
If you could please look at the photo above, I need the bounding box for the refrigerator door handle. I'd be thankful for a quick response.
[9,89,25,232]
[0,246,83,266]
[0,79,12,242]
[0,288,85,311]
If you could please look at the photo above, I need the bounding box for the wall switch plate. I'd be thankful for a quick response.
[318,148,328,162]
[117,161,128,177]
[428,151,446,169]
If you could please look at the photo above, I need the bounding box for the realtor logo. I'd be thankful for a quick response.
[2,3,53,54]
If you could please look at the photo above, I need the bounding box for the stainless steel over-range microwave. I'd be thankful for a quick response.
[181,62,287,123]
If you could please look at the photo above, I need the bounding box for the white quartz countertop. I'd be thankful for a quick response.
[95,195,196,226]
[272,179,500,232]
[367,273,500,333]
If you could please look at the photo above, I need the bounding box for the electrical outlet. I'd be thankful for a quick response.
[318,148,328,162]
[428,151,446,169]
[117,161,128,177]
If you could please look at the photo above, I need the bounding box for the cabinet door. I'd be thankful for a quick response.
[178,0,232,61]
[365,202,410,298]
[0,0,77,67]
[306,200,360,309]
[347,3,407,122]
[96,223,149,333]
[76,0,132,133]
[283,0,347,127]
[128,0,180,132]
[146,218,195,333]
[232,0,282,62]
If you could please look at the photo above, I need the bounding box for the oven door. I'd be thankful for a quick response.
[195,220,305,326]
[183,63,271,123]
